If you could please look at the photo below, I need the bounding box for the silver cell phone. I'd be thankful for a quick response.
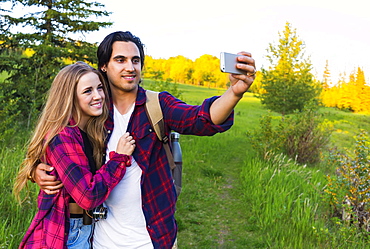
[220,52,245,75]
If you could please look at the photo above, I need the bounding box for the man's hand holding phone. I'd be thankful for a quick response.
[220,51,256,97]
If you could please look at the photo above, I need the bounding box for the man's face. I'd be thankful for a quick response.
[102,41,142,93]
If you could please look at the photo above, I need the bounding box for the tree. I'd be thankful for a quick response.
[322,60,331,89]
[335,68,369,113]
[257,22,321,115]
[0,0,112,127]
[167,55,193,84]
[320,60,335,108]
[193,54,227,88]
[143,56,165,80]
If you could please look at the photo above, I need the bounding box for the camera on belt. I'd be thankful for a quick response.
[83,204,108,225]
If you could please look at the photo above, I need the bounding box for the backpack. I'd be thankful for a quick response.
[145,90,183,196]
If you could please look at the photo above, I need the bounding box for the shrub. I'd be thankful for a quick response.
[246,112,283,160]
[0,91,20,143]
[247,105,333,165]
[280,106,333,164]
[325,130,370,231]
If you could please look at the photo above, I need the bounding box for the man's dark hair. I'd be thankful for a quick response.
[97,31,145,71]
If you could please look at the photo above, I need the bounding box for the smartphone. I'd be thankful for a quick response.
[220,52,245,75]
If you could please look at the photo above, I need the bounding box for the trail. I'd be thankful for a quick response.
[176,133,256,248]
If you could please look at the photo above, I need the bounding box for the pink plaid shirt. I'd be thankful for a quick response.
[19,121,131,249]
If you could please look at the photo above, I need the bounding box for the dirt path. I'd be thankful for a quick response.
[176,135,258,248]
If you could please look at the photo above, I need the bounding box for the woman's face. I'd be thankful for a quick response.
[75,72,105,129]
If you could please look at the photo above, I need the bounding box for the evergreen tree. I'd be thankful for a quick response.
[0,0,112,126]
[257,22,321,115]
[322,60,331,89]
[355,67,370,113]
[320,60,334,108]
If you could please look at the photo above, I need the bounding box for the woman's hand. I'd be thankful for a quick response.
[116,132,136,155]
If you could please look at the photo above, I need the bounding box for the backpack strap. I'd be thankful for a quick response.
[145,90,176,170]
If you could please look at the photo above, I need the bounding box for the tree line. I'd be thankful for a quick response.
[0,0,368,142]
[144,23,369,116]
[321,65,370,113]
[143,54,229,89]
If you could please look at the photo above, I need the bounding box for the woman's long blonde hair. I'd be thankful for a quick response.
[13,62,109,202]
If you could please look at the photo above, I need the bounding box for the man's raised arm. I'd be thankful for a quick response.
[210,51,256,125]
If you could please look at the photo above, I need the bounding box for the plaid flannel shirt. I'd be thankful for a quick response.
[104,86,234,248]
[20,121,131,249]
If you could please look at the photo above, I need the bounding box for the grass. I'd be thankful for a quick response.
[0,145,38,248]
[240,153,327,248]
[173,84,370,248]
[174,89,287,248]
[1,82,370,248]
[319,107,370,151]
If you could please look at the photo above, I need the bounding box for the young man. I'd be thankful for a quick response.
[33,31,256,248]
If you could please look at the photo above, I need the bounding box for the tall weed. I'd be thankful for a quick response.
[0,145,38,248]
[241,153,328,248]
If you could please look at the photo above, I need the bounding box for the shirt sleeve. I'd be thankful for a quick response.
[46,130,131,210]
[160,91,234,135]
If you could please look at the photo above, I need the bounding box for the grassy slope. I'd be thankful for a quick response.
[1,82,369,248]
[176,85,272,248]
[174,83,370,248]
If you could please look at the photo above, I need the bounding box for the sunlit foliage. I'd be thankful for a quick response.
[325,130,370,231]
[321,67,370,113]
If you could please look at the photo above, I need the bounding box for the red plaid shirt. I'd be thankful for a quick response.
[103,86,234,248]
[20,121,131,249]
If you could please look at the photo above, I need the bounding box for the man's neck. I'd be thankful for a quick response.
[112,88,138,115]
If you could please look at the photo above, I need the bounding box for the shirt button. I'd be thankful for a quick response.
[149,128,153,132]
[107,130,111,134]
[147,225,151,229]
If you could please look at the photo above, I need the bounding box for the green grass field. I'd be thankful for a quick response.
[1,83,370,248]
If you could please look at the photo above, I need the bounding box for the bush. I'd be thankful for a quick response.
[280,106,333,164]
[0,91,20,143]
[247,105,333,165]
[245,112,283,160]
[325,130,370,231]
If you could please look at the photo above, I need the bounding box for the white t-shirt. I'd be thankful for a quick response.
[93,104,153,249]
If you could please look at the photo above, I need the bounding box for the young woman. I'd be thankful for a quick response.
[13,62,135,248]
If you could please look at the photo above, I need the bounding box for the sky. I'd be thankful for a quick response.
[6,0,370,83]
[90,0,370,83]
